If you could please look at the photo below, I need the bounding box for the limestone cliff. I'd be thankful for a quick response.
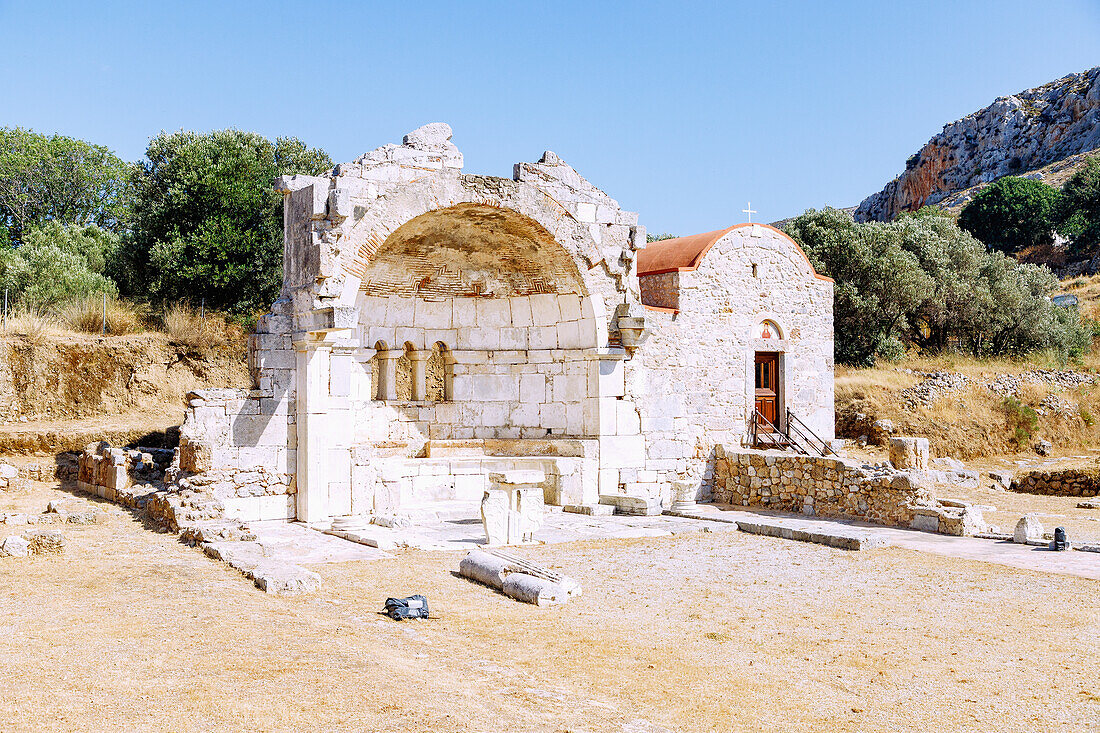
[855,67,1100,222]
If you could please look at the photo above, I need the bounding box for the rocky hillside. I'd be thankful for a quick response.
[856,67,1100,222]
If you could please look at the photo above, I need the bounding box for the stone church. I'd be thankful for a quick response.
[177,124,835,525]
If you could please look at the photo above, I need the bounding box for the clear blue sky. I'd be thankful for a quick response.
[1,0,1098,234]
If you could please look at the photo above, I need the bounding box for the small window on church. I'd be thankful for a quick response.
[751,263,758,278]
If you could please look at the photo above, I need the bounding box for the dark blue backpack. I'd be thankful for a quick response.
[383,595,430,620]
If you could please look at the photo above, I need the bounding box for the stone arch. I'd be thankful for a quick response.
[332,180,617,328]
[360,203,590,300]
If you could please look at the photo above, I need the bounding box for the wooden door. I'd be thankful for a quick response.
[754,351,779,428]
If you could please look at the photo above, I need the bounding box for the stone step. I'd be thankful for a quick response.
[563,503,615,516]
[733,519,885,551]
[598,494,663,516]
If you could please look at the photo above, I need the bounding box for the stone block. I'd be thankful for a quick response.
[498,327,528,350]
[529,293,561,324]
[461,327,500,350]
[251,562,321,595]
[414,299,452,329]
[1,535,29,557]
[562,503,614,516]
[509,297,533,327]
[481,485,544,545]
[476,299,511,328]
[598,494,662,516]
[528,325,558,350]
[540,403,567,430]
[889,437,929,470]
[1014,515,1043,544]
[385,296,415,327]
[452,298,478,327]
[593,358,625,397]
[24,529,65,555]
[615,402,641,436]
[558,294,582,321]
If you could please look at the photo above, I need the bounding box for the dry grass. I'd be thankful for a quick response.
[836,363,1100,459]
[58,295,146,335]
[0,309,58,344]
[162,303,247,357]
[1064,273,1100,322]
[2,479,1099,732]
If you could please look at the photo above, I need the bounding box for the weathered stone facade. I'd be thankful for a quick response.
[174,124,837,525]
[635,224,835,501]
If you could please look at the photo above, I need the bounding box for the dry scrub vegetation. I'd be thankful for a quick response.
[0,298,247,358]
[836,356,1100,459]
[837,275,1100,459]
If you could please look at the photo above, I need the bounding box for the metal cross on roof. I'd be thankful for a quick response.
[742,202,757,223]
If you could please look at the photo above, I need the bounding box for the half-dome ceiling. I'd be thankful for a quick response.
[359,203,587,298]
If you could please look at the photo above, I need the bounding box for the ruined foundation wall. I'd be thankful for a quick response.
[1011,469,1100,497]
[177,388,297,521]
[713,448,929,526]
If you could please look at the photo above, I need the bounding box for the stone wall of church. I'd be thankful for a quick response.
[633,225,834,500]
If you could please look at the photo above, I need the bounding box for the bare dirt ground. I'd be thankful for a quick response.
[2,478,1098,732]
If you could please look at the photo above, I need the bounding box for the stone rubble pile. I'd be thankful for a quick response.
[0,500,109,558]
[0,527,66,558]
[986,369,1096,396]
[1035,393,1078,418]
[898,369,1096,417]
[899,371,969,408]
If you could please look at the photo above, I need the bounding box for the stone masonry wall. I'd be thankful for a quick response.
[1011,468,1100,497]
[713,448,932,527]
[177,388,297,521]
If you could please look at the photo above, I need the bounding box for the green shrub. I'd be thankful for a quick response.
[1002,396,1039,447]
[958,176,1061,254]
[784,207,1091,365]
[116,130,332,315]
[1081,407,1095,427]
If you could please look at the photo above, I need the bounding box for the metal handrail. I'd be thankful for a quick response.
[750,409,789,451]
[785,409,833,457]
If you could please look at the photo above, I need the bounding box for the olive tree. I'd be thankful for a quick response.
[117,129,332,315]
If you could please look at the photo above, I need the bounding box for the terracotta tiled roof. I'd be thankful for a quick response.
[636,227,734,276]
[636,223,833,282]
